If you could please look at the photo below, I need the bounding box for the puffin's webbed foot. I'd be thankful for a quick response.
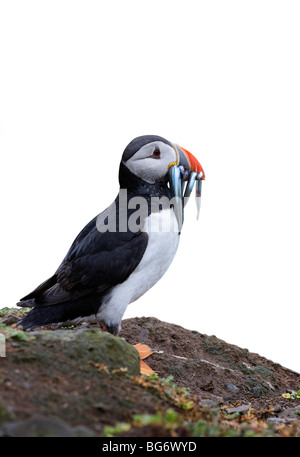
[99,320,120,336]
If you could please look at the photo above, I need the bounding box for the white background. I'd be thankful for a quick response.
[0,1,299,373]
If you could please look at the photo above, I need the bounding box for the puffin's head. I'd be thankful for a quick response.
[122,135,205,184]
[121,135,205,225]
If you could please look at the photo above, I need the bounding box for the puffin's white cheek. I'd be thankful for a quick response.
[128,160,168,184]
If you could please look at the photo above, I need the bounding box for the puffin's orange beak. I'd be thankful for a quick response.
[174,144,205,181]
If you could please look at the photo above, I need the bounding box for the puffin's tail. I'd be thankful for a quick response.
[16,306,58,330]
[16,296,101,331]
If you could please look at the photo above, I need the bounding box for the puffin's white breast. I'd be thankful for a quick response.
[97,208,180,328]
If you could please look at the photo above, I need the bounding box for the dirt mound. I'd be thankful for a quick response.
[122,317,299,408]
[0,310,299,436]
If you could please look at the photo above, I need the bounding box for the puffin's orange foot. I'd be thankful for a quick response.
[98,321,120,336]
[99,321,107,331]
[133,343,157,376]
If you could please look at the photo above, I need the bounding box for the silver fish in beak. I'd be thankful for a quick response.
[168,145,205,229]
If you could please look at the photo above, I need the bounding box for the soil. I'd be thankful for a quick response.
[0,310,299,437]
[122,317,299,404]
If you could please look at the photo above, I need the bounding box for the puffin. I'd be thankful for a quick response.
[16,135,205,334]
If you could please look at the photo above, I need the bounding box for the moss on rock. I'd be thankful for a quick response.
[31,328,140,376]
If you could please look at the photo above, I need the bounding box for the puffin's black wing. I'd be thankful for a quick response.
[19,212,148,307]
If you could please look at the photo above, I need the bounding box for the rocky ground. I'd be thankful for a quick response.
[0,308,299,437]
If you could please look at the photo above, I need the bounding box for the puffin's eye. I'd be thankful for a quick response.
[152,147,161,158]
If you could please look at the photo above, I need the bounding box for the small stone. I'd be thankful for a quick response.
[225,383,239,393]
[252,386,262,398]
[279,405,300,419]
[11,342,21,348]
[0,312,20,325]
[138,329,149,343]
[273,404,283,413]
[226,404,250,414]
[94,401,112,412]
[199,396,223,408]
[267,417,289,425]
[200,380,215,392]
